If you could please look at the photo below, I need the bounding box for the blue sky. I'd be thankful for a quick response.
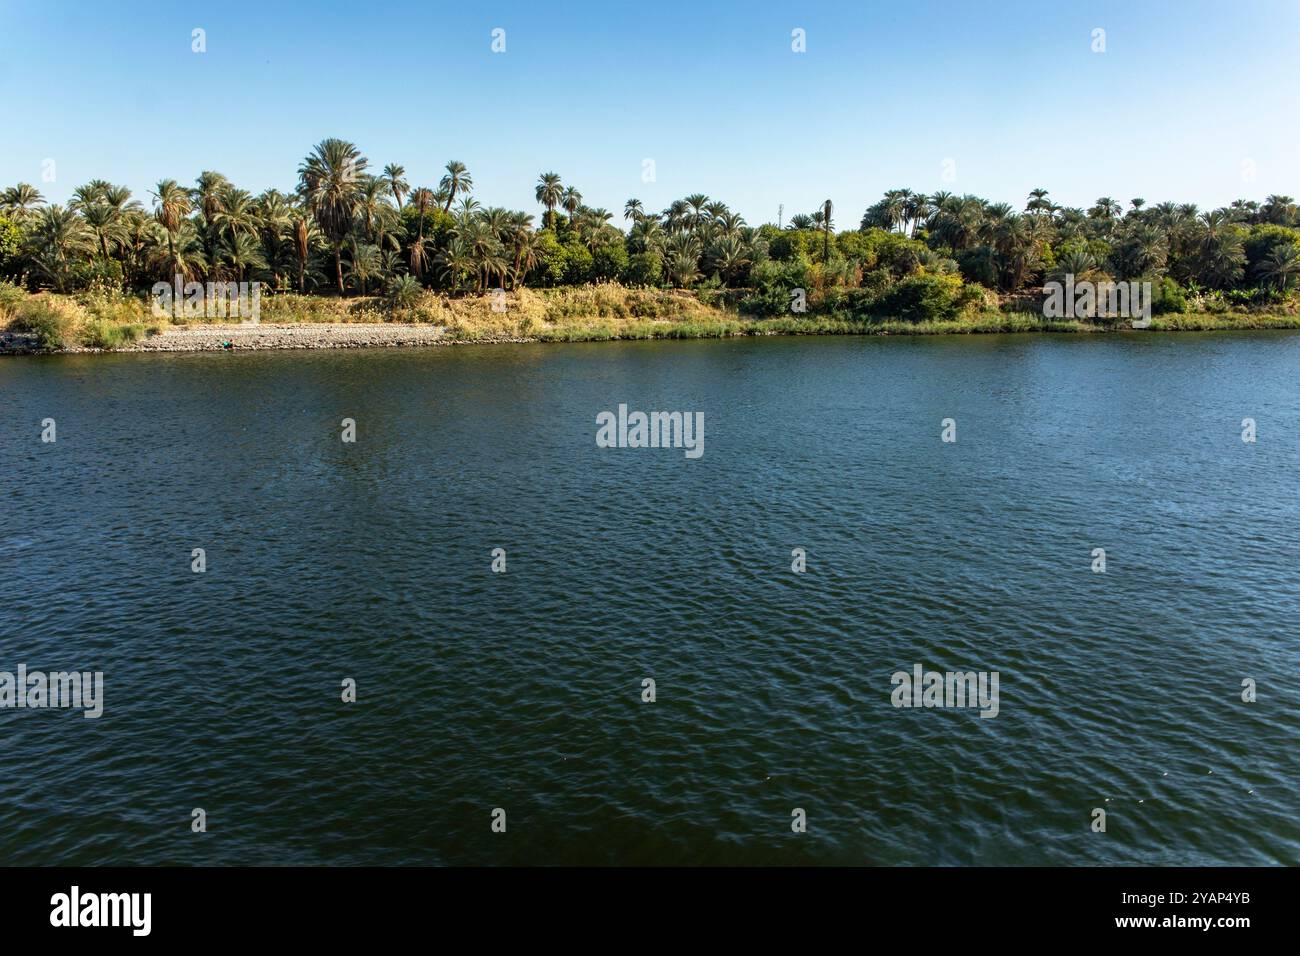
[2,0,1297,225]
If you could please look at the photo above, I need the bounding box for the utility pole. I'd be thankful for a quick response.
[778,203,783,229]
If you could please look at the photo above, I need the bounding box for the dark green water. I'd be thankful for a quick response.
[2,333,1298,865]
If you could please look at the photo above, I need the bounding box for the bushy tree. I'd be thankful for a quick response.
[869,273,967,323]
[0,214,21,277]
[591,242,628,282]
[622,250,663,287]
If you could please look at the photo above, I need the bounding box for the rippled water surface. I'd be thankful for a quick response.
[2,333,1298,865]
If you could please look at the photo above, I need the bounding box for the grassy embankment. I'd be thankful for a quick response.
[3,280,1300,351]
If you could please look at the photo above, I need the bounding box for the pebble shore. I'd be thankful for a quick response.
[123,322,453,352]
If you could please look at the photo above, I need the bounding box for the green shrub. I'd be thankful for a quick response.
[0,279,27,323]
[78,319,143,349]
[868,273,966,322]
[79,282,150,324]
[957,246,999,288]
[1152,276,1188,315]
[591,242,628,282]
[560,242,594,285]
[622,251,663,287]
[13,296,86,349]
[739,285,795,317]
[0,215,21,275]
[955,281,999,315]
[385,275,423,314]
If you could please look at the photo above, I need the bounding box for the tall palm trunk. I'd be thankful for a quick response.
[295,220,308,293]
[414,211,426,279]
[334,242,344,295]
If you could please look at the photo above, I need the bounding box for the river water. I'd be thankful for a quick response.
[1,332,1297,864]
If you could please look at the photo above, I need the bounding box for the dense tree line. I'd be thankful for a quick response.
[2,138,1298,320]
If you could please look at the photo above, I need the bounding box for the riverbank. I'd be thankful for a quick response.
[8,313,1300,354]
[3,284,1300,353]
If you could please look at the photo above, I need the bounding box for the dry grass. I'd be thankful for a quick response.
[4,280,1300,350]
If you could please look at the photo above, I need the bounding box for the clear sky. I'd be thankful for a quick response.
[2,0,1297,225]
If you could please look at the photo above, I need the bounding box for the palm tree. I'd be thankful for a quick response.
[456,218,506,292]
[298,138,369,294]
[1254,243,1300,292]
[192,171,229,222]
[684,193,709,231]
[711,234,750,284]
[223,231,267,283]
[104,184,139,213]
[1228,199,1259,224]
[577,207,614,250]
[69,180,112,211]
[624,198,644,223]
[254,190,294,289]
[189,171,231,265]
[1048,248,1104,286]
[1089,197,1122,221]
[904,192,931,236]
[437,238,475,292]
[440,161,472,213]
[535,172,563,229]
[151,179,192,274]
[704,200,729,222]
[1,183,44,218]
[480,206,513,242]
[1026,188,1053,218]
[715,211,745,239]
[821,199,834,261]
[81,201,126,265]
[345,243,383,295]
[502,210,535,287]
[28,205,93,291]
[927,195,985,251]
[663,199,690,233]
[629,217,664,255]
[1112,223,1168,279]
[289,200,314,293]
[1261,195,1297,226]
[666,249,700,288]
[383,164,409,209]
[880,190,909,233]
[996,214,1046,290]
[147,218,203,285]
[356,176,393,244]
[213,186,259,252]
[1197,215,1246,289]
[510,228,540,288]
[407,186,436,279]
[561,186,582,225]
